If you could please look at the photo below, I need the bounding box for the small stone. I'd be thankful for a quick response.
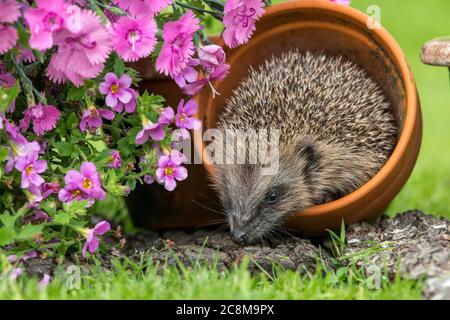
[421,37,450,67]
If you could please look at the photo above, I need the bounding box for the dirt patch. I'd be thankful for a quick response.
[20,210,450,299]
[127,229,331,275]
[343,211,450,280]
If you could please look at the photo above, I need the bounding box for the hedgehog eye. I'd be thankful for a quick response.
[265,191,279,204]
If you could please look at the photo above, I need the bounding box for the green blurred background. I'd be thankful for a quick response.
[349,0,450,217]
[273,0,450,217]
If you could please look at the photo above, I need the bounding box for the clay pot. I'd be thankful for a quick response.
[126,63,223,230]
[195,0,422,235]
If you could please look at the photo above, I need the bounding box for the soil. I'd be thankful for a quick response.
[21,210,450,299]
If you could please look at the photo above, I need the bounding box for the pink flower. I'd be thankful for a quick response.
[156,150,188,191]
[58,162,106,205]
[99,72,132,108]
[24,0,69,51]
[82,220,110,257]
[330,0,350,5]
[223,0,265,48]
[175,99,200,138]
[109,150,122,169]
[47,8,113,87]
[156,11,200,78]
[0,0,20,54]
[113,16,157,62]
[14,151,47,189]
[114,0,172,17]
[38,274,51,289]
[0,0,20,23]
[17,47,37,63]
[135,107,174,145]
[20,104,61,136]
[79,106,115,132]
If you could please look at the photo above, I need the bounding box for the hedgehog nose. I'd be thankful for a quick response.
[233,233,249,245]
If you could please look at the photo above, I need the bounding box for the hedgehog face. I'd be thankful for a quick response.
[214,143,316,244]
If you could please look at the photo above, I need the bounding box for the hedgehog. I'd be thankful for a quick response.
[210,51,398,245]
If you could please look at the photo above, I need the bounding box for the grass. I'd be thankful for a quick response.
[0,253,424,300]
[1,0,449,300]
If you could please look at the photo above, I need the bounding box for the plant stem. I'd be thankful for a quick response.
[175,0,223,18]
[11,56,47,105]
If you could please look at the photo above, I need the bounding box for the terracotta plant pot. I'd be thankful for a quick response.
[126,63,223,230]
[195,0,422,235]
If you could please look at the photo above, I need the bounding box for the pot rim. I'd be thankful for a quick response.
[194,0,418,218]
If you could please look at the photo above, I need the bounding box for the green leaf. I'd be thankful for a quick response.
[63,200,88,217]
[53,212,72,225]
[114,56,125,76]
[0,147,8,162]
[17,224,43,241]
[67,86,87,101]
[54,141,75,157]
[93,149,113,166]
[0,213,16,229]
[0,227,15,246]
[117,137,135,157]
[66,113,79,129]
[0,81,20,113]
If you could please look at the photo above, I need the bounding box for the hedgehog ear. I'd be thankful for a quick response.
[297,142,318,178]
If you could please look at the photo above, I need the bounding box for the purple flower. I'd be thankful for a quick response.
[175,99,200,138]
[114,0,172,17]
[24,209,51,224]
[114,87,137,113]
[156,11,200,78]
[183,63,230,96]
[143,174,155,185]
[20,103,61,136]
[82,220,110,257]
[79,106,115,132]
[7,255,18,263]
[223,0,265,48]
[14,151,47,189]
[38,274,51,289]
[113,16,157,62]
[135,107,174,145]
[173,58,200,88]
[27,181,60,205]
[0,69,16,112]
[0,0,20,54]
[24,0,69,51]
[198,45,226,72]
[22,251,38,261]
[4,120,27,144]
[109,150,122,169]
[98,73,132,109]
[155,150,188,191]
[5,141,41,174]
[58,162,106,205]
[9,268,22,280]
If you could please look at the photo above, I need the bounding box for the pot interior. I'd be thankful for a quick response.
[200,6,406,141]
